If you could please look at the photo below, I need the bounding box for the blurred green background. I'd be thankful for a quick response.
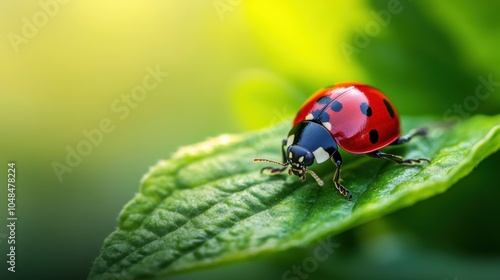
[1,1,499,279]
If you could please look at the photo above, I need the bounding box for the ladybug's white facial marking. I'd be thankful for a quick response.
[322,122,332,131]
[287,135,295,147]
[298,156,304,163]
[305,114,314,120]
[313,147,330,163]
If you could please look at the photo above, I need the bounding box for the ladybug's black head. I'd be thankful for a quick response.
[286,145,313,179]
[254,121,337,186]
[253,144,324,186]
[285,145,323,186]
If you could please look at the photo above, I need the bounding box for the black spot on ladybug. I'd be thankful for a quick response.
[360,102,372,117]
[319,112,330,123]
[311,109,322,118]
[369,129,379,144]
[383,99,395,118]
[311,109,330,122]
[330,101,343,112]
[317,96,331,104]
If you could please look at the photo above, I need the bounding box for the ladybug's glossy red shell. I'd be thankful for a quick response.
[293,82,401,154]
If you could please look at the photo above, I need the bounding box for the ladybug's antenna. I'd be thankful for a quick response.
[306,170,324,186]
[254,158,324,186]
[253,158,287,166]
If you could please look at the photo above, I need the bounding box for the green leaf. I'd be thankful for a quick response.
[89,115,500,280]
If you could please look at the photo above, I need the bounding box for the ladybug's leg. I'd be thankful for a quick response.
[369,150,430,165]
[260,139,288,174]
[391,127,428,145]
[331,152,353,200]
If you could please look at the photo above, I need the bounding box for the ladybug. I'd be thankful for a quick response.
[254,82,429,200]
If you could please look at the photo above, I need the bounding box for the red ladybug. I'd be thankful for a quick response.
[254,82,429,200]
